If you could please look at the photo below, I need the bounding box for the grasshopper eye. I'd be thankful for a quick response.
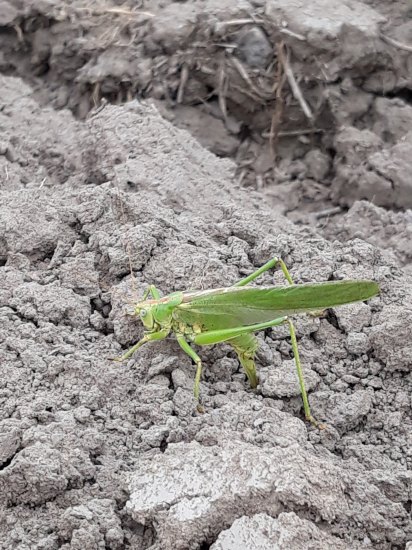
[140,309,147,318]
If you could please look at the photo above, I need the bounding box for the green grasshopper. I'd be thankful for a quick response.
[116,257,379,425]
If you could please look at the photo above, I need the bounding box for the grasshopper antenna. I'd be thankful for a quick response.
[112,173,138,298]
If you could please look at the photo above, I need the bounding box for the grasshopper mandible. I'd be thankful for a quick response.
[116,257,379,425]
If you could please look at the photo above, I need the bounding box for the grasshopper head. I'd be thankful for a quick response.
[135,292,182,332]
[135,303,157,331]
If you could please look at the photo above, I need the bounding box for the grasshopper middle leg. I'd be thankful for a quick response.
[176,335,203,404]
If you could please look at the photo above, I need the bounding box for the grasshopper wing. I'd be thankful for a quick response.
[175,280,379,330]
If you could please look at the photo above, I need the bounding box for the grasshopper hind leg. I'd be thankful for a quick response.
[229,334,259,389]
[233,256,293,287]
[286,319,323,428]
[229,326,322,428]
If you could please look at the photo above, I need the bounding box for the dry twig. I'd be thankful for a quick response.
[214,18,261,32]
[218,60,229,123]
[314,206,342,220]
[229,56,272,100]
[279,28,306,41]
[262,128,324,138]
[379,32,412,53]
[76,7,154,19]
[282,47,313,121]
[177,64,189,104]
[268,41,287,155]
[92,81,101,107]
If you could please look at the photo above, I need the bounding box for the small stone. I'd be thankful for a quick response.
[330,380,349,392]
[255,337,273,366]
[89,311,105,331]
[341,374,360,384]
[149,375,170,387]
[209,357,238,383]
[68,504,94,521]
[353,366,369,378]
[304,149,331,181]
[384,412,402,430]
[365,377,383,389]
[173,387,196,418]
[214,382,228,393]
[318,425,341,452]
[106,527,124,547]
[148,354,180,377]
[346,332,370,355]
[236,27,272,68]
[73,406,91,423]
[214,395,230,408]
[140,426,169,448]
[171,368,191,389]
[230,381,246,393]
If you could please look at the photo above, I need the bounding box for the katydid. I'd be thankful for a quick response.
[115,257,379,426]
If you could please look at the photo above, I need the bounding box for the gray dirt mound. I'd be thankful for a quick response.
[325,200,412,275]
[1,0,412,222]
[0,73,411,549]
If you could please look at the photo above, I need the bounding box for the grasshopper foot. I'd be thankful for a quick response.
[306,414,327,430]
[109,355,126,362]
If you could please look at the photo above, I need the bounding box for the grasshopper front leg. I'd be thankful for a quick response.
[113,328,169,362]
[142,285,162,300]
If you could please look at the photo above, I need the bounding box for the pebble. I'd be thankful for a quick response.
[236,27,272,68]
[346,332,370,355]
